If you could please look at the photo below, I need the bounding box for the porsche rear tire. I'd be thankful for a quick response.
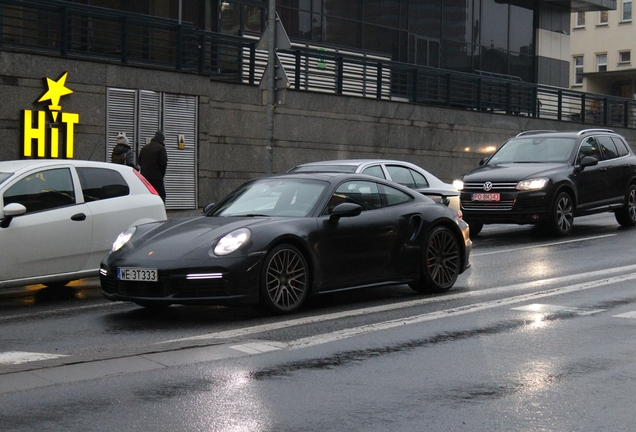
[260,244,309,314]
[409,226,460,293]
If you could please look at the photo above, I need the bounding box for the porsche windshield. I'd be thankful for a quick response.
[212,178,328,217]
[487,137,577,164]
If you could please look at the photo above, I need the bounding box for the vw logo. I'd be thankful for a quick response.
[482,181,493,191]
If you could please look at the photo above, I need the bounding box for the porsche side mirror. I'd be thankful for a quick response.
[1,203,27,228]
[329,202,362,224]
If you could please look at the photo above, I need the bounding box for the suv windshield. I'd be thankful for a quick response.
[487,137,577,164]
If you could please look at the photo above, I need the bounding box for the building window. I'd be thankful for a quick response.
[622,0,632,21]
[619,51,631,64]
[575,12,586,27]
[597,53,607,71]
[574,55,584,85]
[599,10,609,25]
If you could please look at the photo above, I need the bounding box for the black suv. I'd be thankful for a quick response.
[454,129,636,236]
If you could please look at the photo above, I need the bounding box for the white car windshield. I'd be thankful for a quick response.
[0,173,12,186]
[212,179,327,217]
[487,137,577,164]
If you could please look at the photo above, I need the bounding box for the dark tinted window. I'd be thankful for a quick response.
[597,136,618,160]
[410,169,430,188]
[386,165,416,188]
[611,137,630,157]
[3,168,75,213]
[76,167,129,202]
[577,137,602,163]
[324,180,382,214]
[379,183,412,207]
[361,165,385,178]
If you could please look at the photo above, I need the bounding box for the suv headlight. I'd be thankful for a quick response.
[452,179,464,190]
[516,178,548,190]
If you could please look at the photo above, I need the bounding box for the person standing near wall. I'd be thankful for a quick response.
[139,130,168,203]
[111,133,138,169]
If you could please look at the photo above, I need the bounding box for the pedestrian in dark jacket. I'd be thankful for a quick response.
[139,130,168,202]
[111,133,137,169]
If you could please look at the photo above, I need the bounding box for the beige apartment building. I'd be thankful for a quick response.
[570,2,634,100]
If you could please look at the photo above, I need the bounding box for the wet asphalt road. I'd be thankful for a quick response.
[1,213,636,431]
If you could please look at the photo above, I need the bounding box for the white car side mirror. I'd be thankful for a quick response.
[1,203,27,228]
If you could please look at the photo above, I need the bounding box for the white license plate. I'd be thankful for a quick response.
[117,267,158,282]
[472,193,500,201]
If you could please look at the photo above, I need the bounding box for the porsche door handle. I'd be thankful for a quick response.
[71,213,87,221]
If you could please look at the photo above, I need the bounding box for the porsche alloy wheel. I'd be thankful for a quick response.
[409,226,460,293]
[260,244,309,314]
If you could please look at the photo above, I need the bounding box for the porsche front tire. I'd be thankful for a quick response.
[260,244,309,314]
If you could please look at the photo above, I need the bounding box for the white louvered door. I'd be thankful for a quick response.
[106,88,198,209]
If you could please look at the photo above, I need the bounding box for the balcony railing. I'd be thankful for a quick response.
[3,0,636,129]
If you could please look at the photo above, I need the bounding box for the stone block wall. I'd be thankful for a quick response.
[2,51,635,207]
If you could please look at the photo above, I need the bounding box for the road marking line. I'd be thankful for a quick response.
[162,263,636,344]
[0,351,68,365]
[612,311,636,319]
[472,234,616,257]
[284,273,635,349]
[511,303,606,315]
[230,341,287,354]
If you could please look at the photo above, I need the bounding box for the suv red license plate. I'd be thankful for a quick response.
[472,193,500,201]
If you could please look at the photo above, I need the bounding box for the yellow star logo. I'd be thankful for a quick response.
[38,72,73,112]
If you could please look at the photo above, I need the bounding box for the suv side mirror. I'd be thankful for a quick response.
[575,155,599,173]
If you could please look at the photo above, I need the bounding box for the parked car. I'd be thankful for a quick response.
[101,172,471,314]
[453,129,636,236]
[0,159,167,289]
[289,159,461,213]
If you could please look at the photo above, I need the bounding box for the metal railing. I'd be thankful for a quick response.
[3,0,636,129]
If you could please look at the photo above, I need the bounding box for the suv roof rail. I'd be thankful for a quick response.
[577,128,615,135]
[516,130,557,137]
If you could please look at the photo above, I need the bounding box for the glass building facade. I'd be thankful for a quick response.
[69,0,575,84]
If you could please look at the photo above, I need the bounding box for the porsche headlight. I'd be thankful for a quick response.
[452,179,464,190]
[516,178,548,190]
[111,227,136,252]
[214,228,251,256]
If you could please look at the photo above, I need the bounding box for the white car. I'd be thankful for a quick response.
[290,159,461,213]
[0,159,166,289]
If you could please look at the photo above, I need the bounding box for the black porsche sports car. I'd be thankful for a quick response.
[100,172,472,314]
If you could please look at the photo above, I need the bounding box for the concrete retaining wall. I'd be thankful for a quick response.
[2,50,635,207]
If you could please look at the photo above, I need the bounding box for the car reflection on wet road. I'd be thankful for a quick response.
[1,214,636,431]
